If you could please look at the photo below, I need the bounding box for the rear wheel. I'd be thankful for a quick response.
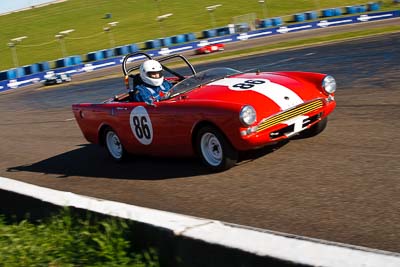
[196,126,238,172]
[104,128,126,162]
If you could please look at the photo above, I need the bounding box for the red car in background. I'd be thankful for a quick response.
[72,52,336,171]
[195,42,225,54]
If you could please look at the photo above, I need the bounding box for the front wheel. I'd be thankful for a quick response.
[196,126,238,172]
[104,128,126,162]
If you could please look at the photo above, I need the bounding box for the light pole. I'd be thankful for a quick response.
[8,36,28,71]
[157,13,173,37]
[55,29,74,58]
[206,4,222,28]
[258,0,268,18]
[103,21,119,48]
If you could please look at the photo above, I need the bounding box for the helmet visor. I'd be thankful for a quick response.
[147,71,163,79]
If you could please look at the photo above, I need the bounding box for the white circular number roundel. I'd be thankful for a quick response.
[130,106,153,145]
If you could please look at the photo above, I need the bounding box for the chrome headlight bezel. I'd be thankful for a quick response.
[240,105,257,126]
[322,75,336,94]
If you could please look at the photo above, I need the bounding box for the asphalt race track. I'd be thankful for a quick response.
[0,32,399,253]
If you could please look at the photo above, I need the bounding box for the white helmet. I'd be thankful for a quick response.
[140,60,164,87]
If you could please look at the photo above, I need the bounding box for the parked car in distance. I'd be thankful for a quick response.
[43,71,71,86]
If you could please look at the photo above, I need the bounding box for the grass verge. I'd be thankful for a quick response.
[0,209,159,267]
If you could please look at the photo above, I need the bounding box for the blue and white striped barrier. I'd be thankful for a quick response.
[0,10,398,93]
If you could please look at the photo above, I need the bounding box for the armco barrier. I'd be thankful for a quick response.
[145,39,161,49]
[55,57,72,68]
[357,5,368,12]
[369,2,380,11]
[38,61,50,72]
[322,8,335,17]
[1,10,399,92]
[86,51,103,62]
[128,43,139,53]
[202,29,217,38]
[0,71,7,81]
[1,176,400,267]
[294,13,306,22]
[6,68,25,79]
[271,17,283,26]
[102,49,114,58]
[346,6,357,14]
[185,33,196,42]
[159,37,172,47]
[305,11,318,20]
[23,64,39,75]
[259,18,272,28]
[69,55,82,65]
[334,7,343,16]
[114,45,130,56]
[172,34,186,44]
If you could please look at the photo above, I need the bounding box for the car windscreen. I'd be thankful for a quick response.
[169,67,241,98]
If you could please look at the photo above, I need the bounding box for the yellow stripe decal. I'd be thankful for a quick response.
[257,100,323,132]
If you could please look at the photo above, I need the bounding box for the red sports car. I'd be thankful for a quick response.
[72,52,336,171]
[195,42,225,54]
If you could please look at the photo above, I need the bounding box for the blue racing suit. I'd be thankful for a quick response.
[133,80,173,105]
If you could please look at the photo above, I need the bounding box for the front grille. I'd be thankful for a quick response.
[257,99,323,133]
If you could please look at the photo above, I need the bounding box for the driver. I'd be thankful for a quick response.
[133,59,172,105]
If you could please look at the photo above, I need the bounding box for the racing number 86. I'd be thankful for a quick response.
[132,115,151,139]
[233,80,265,89]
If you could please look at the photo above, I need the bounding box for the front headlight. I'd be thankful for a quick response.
[322,75,336,94]
[240,105,257,126]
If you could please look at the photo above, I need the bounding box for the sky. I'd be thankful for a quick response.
[0,0,57,14]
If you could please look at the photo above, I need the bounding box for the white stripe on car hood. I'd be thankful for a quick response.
[209,78,304,110]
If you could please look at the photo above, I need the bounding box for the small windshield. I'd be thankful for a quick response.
[169,67,241,98]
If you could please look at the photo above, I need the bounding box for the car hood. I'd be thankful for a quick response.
[183,72,326,116]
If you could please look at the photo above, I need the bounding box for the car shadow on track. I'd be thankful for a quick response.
[238,140,289,163]
[7,144,211,180]
[7,141,289,180]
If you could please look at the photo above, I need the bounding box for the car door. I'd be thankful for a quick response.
[109,101,180,156]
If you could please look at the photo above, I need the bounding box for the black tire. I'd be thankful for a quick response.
[300,117,328,138]
[103,128,126,162]
[196,126,238,172]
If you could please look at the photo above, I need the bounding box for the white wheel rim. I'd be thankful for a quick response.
[201,132,222,166]
[106,131,123,159]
